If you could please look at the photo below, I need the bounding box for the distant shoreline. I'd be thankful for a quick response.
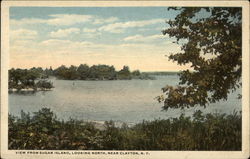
[144,71,179,76]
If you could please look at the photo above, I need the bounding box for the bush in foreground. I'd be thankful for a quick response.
[9,108,241,150]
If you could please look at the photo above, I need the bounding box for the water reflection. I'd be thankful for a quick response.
[9,90,37,96]
[9,89,53,96]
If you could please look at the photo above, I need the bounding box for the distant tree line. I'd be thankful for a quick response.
[146,71,179,76]
[52,64,154,80]
[9,64,154,82]
[9,67,53,91]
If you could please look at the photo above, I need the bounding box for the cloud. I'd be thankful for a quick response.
[50,28,80,38]
[10,36,185,71]
[82,28,102,38]
[46,14,93,26]
[10,14,119,27]
[124,34,165,42]
[40,39,73,46]
[98,19,164,33]
[39,39,101,51]
[138,26,166,32]
[40,39,96,49]
[93,17,118,24]
[10,18,46,26]
[82,28,97,33]
[10,29,38,40]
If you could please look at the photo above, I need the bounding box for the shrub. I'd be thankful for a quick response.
[36,80,54,90]
[8,108,241,150]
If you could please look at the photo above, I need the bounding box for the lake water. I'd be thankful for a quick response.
[9,75,241,123]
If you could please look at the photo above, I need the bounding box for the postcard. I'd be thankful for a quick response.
[1,1,249,159]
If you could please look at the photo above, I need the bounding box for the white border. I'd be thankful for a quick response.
[1,1,249,159]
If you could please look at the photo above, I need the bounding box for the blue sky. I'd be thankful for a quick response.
[9,7,188,71]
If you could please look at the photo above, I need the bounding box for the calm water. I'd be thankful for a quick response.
[9,75,241,123]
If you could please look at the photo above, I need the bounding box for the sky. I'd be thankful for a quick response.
[9,7,189,72]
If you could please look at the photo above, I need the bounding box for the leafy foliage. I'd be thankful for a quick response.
[36,80,54,90]
[158,7,242,110]
[52,64,153,80]
[117,66,132,80]
[9,108,241,150]
[8,68,53,91]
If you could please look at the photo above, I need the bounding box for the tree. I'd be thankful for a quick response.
[36,80,54,90]
[44,66,53,76]
[131,70,141,76]
[158,7,242,110]
[67,65,78,80]
[95,65,116,80]
[25,70,38,87]
[117,66,132,80]
[88,65,100,79]
[77,64,89,80]
[53,65,68,79]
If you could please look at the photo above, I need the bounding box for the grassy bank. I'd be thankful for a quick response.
[9,108,241,150]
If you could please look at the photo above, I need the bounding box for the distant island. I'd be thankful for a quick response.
[8,64,158,92]
[8,68,54,92]
[8,64,182,92]
[49,64,155,80]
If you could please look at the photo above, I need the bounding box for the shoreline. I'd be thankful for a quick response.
[8,88,53,92]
